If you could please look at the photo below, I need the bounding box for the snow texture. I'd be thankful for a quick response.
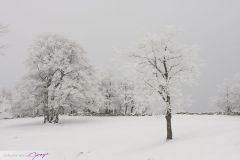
[0,115,240,160]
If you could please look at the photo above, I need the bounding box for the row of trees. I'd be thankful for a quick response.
[9,34,155,121]
[1,24,239,140]
[2,27,202,140]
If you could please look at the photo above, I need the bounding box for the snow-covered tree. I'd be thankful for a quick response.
[132,82,157,115]
[0,89,12,118]
[14,33,98,123]
[107,51,158,116]
[98,67,154,116]
[118,79,135,115]
[98,72,121,114]
[213,74,240,114]
[11,74,45,117]
[130,27,201,140]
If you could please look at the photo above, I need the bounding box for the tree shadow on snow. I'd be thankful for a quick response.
[60,117,100,125]
[5,116,100,129]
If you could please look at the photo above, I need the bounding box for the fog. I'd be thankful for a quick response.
[0,0,240,112]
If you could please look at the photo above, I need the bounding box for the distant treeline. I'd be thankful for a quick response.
[176,112,240,115]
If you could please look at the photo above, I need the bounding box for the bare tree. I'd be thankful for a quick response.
[130,28,201,140]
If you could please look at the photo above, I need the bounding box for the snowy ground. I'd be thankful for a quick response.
[0,115,240,160]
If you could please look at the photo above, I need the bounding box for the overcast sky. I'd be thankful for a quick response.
[0,0,240,112]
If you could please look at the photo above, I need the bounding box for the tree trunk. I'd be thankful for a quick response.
[162,57,173,140]
[165,95,172,140]
[125,104,128,115]
[226,107,232,114]
[53,109,59,123]
[130,106,134,114]
[45,107,60,123]
[165,110,172,140]
[49,107,54,123]
[43,79,51,123]
[43,89,50,123]
[43,106,49,123]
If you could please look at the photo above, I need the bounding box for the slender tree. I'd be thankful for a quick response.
[130,28,201,140]
[99,72,120,114]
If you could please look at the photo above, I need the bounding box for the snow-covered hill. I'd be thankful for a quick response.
[0,115,240,160]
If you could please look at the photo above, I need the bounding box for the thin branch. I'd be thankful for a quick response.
[144,80,166,102]
[36,64,47,81]
[168,67,186,80]
[0,25,8,35]
[165,55,182,61]
[168,63,181,73]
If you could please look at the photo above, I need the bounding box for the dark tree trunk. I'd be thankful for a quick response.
[43,106,49,123]
[161,56,173,140]
[130,106,134,114]
[165,110,172,140]
[226,107,232,114]
[49,107,54,123]
[41,70,64,124]
[43,78,51,123]
[165,95,172,140]
[45,107,60,123]
[53,109,59,123]
[119,105,122,114]
[43,88,49,123]
[125,104,128,115]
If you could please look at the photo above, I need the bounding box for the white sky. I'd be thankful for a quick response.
[0,0,240,112]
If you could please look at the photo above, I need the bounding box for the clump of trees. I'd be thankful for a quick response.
[98,73,153,116]
[213,74,240,114]
[11,33,153,122]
